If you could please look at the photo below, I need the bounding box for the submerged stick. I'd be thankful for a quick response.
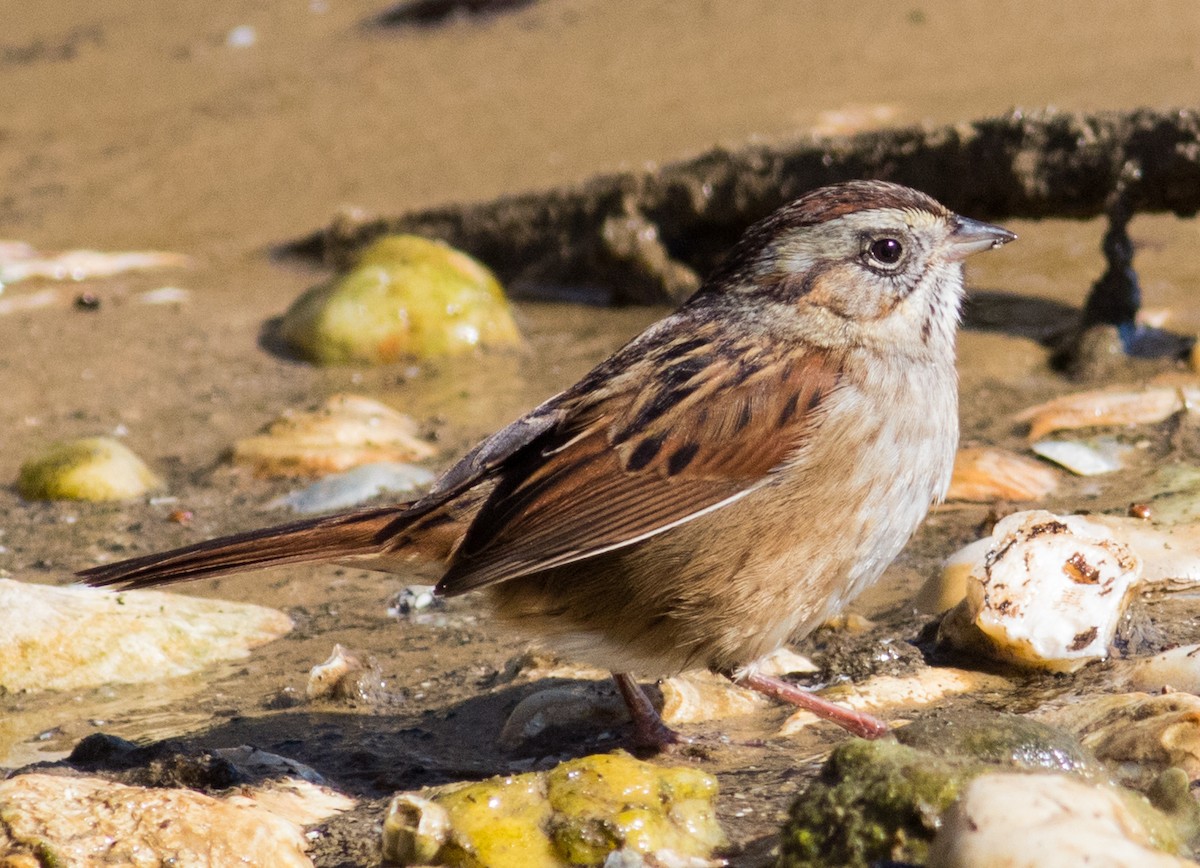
[286,107,1200,304]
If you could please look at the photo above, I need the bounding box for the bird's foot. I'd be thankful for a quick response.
[730,669,889,739]
[612,672,696,754]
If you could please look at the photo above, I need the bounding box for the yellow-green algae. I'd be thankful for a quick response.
[279,235,522,365]
[778,713,1198,868]
[17,437,162,502]
[382,750,724,867]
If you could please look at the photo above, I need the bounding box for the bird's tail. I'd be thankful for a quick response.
[77,505,414,590]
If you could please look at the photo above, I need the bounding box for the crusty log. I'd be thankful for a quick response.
[286,107,1200,304]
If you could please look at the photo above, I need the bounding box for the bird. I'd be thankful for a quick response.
[80,180,1015,750]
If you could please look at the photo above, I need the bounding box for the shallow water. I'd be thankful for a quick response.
[4,1,1200,862]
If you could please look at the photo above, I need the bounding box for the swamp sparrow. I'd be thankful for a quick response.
[81,181,1014,749]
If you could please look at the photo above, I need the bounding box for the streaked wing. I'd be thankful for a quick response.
[436,334,843,596]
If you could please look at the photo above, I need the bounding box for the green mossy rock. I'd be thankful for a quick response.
[778,712,1194,868]
[18,437,162,502]
[279,235,522,365]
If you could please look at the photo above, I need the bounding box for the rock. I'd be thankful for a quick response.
[945,446,1060,502]
[778,714,1185,868]
[0,578,291,692]
[895,711,1099,776]
[777,725,1077,868]
[937,511,1142,671]
[233,393,435,478]
[381,751,724,867]
[278,234,522,365]
[498,685,628,750]
[0,772,328,867]
[1038,692,1200,789]
[17,436,162,502]
[265,461,434,512]
[926,773,1192,868]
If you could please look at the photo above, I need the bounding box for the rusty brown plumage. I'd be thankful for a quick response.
[79,180,1015,749]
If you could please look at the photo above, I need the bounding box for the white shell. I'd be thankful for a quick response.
[927,773,1191,868]
[939,511,1142,671]
[1030,438,1130,476]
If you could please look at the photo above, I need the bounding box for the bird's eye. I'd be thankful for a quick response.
[868,237,904,265]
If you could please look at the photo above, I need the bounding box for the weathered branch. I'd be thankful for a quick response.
[287,107,1200,304]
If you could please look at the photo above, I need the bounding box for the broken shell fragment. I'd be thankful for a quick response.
[233,394,435,478]
[1124,644,1200,696]
[946,446,1060,502]
[660,671,773,725]
[0,244,190,285]
[778,667,1011,735]
[937,511,1142,671]
[18,436,162,502]
[1030,437,1131,476]
[1084,514,1200,585]
[1015,384,1200,441]
[278,234,523,365]
[305,643,384,703]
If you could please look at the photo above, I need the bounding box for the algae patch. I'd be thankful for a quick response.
[382,751,725,866]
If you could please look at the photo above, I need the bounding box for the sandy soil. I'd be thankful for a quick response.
[4,1,1200,864]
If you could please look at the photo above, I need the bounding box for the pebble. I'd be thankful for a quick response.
[266,461,434,513]
[18,436,162,502]
[278,234,523,365]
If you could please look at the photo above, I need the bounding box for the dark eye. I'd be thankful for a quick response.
[868,237,904,265]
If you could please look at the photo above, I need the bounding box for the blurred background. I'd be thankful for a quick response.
[4,0,1199,254]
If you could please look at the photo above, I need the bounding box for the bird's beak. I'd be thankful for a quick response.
[947,215,1017,260]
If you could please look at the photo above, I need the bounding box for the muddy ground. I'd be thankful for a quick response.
[4,1,1200,864]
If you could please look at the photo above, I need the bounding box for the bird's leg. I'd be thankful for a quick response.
[729,669,889,739]
[612,672,688,751]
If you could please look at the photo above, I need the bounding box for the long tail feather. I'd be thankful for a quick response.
[77,506,411,590]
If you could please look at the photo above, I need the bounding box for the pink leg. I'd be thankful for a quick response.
[732,670,889,739]
[612,673,688,751]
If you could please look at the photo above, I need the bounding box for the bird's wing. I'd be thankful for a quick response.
[435,336,843,596]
